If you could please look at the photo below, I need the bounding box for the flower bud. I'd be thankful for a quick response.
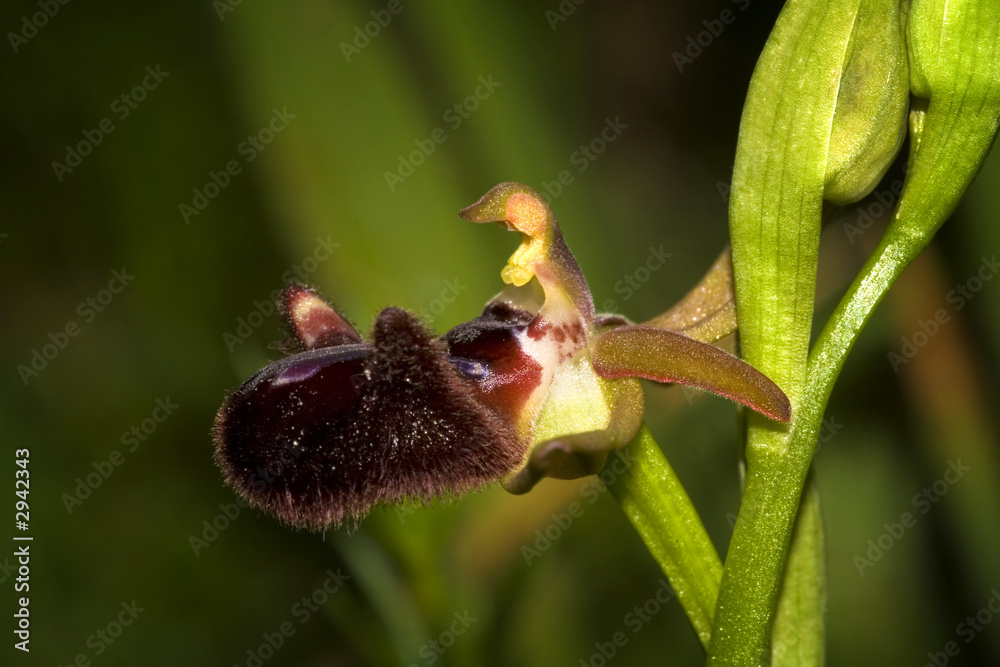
[824,0,909,205]
[907,0,1000,103]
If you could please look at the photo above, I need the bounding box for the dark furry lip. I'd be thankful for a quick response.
[213,307,527,530]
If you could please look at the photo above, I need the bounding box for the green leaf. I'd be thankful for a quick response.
[770,476,826,667]
[716,0,1000,663]
[712,0,865,661]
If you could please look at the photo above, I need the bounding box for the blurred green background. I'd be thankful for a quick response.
[3,1,1000,665]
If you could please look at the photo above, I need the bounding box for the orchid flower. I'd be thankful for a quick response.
[213,183,789,529]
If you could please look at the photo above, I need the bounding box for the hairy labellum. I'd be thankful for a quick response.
[214,304,523,529]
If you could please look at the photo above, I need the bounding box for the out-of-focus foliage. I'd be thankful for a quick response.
[1,1,999,665]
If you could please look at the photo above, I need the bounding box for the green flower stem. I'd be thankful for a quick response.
[607,424,723,649]
[733,411,826,667]
[770,475,825,667]
[711,130,1000,665]
[711,0,1000,663]
[713,127,997,661]
[710,0,865,660]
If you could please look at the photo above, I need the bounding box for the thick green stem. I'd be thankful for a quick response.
[712,0,1000,662]
[771,475,826,667]
[711,158,996,665]
[710,0,864,659]
[607,424,723,649]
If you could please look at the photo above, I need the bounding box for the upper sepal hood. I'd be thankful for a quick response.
[459,181,595,325]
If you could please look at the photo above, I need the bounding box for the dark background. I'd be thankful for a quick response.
[3,1,1000,665]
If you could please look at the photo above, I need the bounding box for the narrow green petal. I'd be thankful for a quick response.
[592,326,790,422]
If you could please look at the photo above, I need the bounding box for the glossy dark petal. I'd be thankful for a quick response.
[214,309,523,529]
[443,303,542,426]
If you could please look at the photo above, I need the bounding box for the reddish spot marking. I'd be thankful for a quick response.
[527,319,551,341]
[478,353,543,425]
[567,322,584,345]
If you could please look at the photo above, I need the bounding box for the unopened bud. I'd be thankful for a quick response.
[908,0,1000,103]
[824,0,909,205]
